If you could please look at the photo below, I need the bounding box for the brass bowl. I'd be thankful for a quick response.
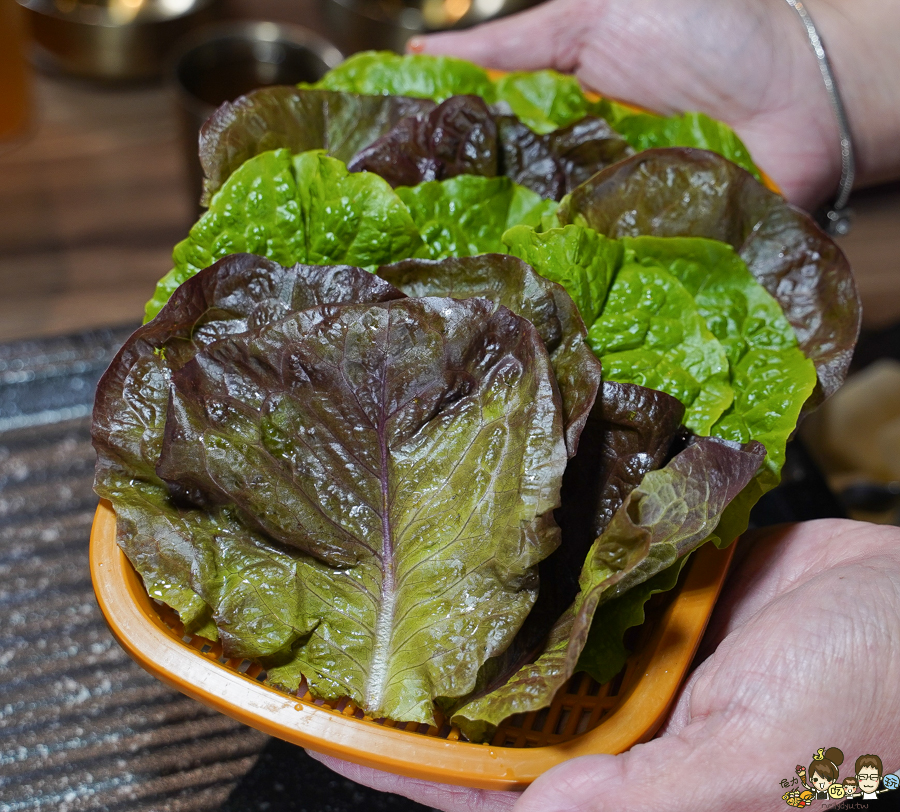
[17,0,219,81]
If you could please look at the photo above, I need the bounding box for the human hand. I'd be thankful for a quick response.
[409,0,900,210]
[311,519,900,811]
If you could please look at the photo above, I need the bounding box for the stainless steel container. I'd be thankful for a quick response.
[172,21,343,120]
[170,21,343,210]
[17,0,219,81]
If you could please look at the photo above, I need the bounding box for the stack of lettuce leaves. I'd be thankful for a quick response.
[93,52,860,742]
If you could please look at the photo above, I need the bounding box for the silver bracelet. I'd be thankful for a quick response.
[783,0,855,235]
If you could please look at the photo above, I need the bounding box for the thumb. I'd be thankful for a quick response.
[513,726,782,812]
[408,0,588,73]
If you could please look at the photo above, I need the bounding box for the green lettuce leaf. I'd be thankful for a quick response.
[292,150,424,265]
[558,147,861,404]
[492,70,596,134]
[576,557,686,685]
[709,345,819,542]
[153,150,307,319]
[312,52,759,171]
[501,224,621,326]
[450,436,764,741]
[395,175,556,258]
[611,111,760,179]
[622,237,798,364]
[622,236,818,542]
[156,297,567,723]
[147,150,423,320]
[311,53,599,133]
[377,253,602,456]
[502,226,813,476]
[587,261,733,435]
[149,151,569,321]
[311,51,495,103]
[502,222,817,542]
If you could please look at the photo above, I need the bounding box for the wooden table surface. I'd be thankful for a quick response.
[1,61,899,343]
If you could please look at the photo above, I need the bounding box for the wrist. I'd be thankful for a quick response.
[803,0,900,193]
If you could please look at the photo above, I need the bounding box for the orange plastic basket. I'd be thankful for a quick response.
[90,498,734,790]
[88,74,765,791]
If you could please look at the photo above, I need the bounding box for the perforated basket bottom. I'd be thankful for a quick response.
[150,590,660,749]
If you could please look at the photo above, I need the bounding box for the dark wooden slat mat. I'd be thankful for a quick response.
[0,328,432,811]
[0,416,271,812]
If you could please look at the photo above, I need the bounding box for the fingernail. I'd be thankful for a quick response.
[406,36,426,53]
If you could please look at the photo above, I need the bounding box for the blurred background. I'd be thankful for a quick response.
[1,0,540,344]
[1,0,899,809]
[2,0,899,342]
